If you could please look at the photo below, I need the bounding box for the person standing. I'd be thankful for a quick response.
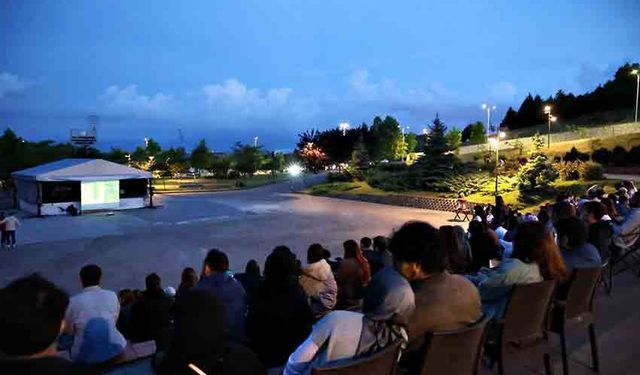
[0,212,20,249]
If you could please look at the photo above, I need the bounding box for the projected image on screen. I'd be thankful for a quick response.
[81,180,120,210]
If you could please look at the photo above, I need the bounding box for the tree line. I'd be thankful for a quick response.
[0,128,288,180]
[501,62,640,130]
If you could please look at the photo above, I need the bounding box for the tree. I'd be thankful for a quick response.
[231,142,265,176]
[210,154,232,178]
[371,115,402,161]
[190,139,211,170]
[500,107,518,129]
[299,142,327,173]
[468,122,487,145]
[516,132,558,191]
[351,134,370,168]
[445,128,462,151]
[414,115,459,191]
[104,147,129,164]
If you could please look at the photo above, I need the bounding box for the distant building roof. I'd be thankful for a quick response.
[12,159,152,182]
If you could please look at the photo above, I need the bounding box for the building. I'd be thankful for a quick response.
[12,159,152,216]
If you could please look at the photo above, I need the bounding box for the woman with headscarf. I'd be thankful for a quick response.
[336,240,371,309]
[284,267,415,375]
[247,246,314,368]
[155,290,265,375]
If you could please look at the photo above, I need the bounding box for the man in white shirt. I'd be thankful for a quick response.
[0,212,20,248]
[64,264,126,364]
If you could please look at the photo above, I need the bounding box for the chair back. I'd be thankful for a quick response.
[420,316,490,375]
[502,281,556,344]
[564,267,602,320]
[311,340,402,375]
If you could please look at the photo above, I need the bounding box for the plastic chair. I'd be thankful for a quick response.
[420,316,490,375]
[494,280,557,375]
[550,267,602,375]
[311,340,402,375]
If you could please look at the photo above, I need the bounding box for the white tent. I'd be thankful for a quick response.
[12,159,152,216]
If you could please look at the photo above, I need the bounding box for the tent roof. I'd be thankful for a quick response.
[12,159,152,182]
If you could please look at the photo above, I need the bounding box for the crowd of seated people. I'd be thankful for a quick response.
[1,186,639,375]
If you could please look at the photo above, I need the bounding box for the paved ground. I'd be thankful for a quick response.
[2,176,639,374]
[0,175,453,294]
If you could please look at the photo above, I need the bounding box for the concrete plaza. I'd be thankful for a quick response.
[1,178,639,374]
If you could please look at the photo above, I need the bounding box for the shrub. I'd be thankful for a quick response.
[563,147,589,162]
[591,148,610,165]
[611,146,628,166]
[630,146,640,165]
[581,162,604,181]
[555,161,581,181]
[327,171,355,183]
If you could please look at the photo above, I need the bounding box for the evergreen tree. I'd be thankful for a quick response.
[190,139,211,170]
[500,107,518,129]
[414,115,458,191]
[445,128,462,151]
[516,132,558,191]
[468,122,487,144]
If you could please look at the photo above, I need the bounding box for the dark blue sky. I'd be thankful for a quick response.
[1,0,639,151]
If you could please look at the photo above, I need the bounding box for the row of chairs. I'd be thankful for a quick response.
[313,267,603,375]
[601,228,640,294]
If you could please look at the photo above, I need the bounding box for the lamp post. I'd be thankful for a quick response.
[339,121,350,136]
[632,69,639,123]
[544,105,557,149]
[254,136,258,147]
[489,131,506,195]
[482,104,496,132]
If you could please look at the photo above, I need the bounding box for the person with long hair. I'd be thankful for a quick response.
[247,246,314,368]
[467,220,500,272]
[336,239,371,309]
[235,260,264,304]
[155,290,264,375]
[284,267,414,375]
[300,243,337,317]
[439,225,471,274]
[470,221,567,319]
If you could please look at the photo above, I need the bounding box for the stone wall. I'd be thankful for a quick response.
[332,193,481,212]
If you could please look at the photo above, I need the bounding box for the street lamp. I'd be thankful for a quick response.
[254,136,259,147]
[544,105,557,149]
[339,121,350,136]
[632,69,639,123]
[488,130,507,195]
[482,104,496,132]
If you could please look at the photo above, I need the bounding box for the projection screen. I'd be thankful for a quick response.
[81,180,120,210]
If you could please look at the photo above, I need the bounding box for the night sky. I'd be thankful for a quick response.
[1,0,639,151]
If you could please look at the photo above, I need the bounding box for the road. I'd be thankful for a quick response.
[0,175,452,293]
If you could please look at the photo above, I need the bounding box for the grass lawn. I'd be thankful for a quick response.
[153,174,285,193]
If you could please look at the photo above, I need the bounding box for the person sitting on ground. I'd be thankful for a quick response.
[468,221,568,319]
[336,239,371,309]
[175,267,199,300]
[63,264,126,365]
[612,192,640,249]
[130,273,173,348]
[300,243,337,317]
[155,290,265,375]
[582,201,614,260]
[439,225,472,274]
[555,217,602,271]
[247,246,314,368]
[235,260,264,304]
[116,289,136,339]
[467,220,500,272]
[284,267,415,375]
[360,237,373,252]
[195,249,247,343]
[368,235,394,275]
[390,221,481,373]
[0,274,100,375]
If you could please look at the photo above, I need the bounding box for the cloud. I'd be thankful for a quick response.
[0,72,34,98]
[200,79,295,117]
[98,85,175,117]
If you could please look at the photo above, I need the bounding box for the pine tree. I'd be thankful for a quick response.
[516,132,557,191]
[414,115,459,191]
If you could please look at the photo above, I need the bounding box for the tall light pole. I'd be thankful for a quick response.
[632,69,639,123]
[489,131,506,195]
[254,136,258,148]
[339,121,350,136]
[544,105,557,149]
[482,104,496,132]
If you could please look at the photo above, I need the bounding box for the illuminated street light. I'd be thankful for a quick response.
[254,136,258,147]
[488,130,506,195]
[544,105,556,148]
[632,69,639,123]
[286,163,303,177]
[482,104,496,132]
[339,121,350,136]
[144,137,149,147]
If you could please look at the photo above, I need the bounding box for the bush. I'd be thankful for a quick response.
[611,146,628,166]
[564,147,589,162]
[555,161,581,181]
[591,148,610,165]
[581,162,604,181]
[326,171,355,183]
